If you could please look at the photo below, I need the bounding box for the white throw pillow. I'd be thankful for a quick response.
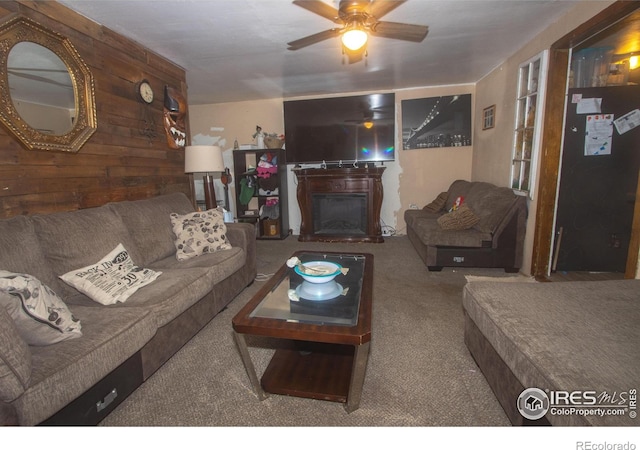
[170,208,232,261]
[0,271,82,346]
[60,243,161,305]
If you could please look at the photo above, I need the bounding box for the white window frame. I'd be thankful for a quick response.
[510,50,549,199]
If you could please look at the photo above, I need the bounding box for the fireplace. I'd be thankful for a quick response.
[294,167,385,243]
[312,193,367,236]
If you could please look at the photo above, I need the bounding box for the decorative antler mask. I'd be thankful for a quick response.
[163,85,187,149]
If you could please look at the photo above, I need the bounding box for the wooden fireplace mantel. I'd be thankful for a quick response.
[294,166,385,243]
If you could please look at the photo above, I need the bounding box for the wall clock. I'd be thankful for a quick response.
[136,79,154,104]
[136,79,157,142]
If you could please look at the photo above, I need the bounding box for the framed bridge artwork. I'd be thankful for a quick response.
[401,94,472,149]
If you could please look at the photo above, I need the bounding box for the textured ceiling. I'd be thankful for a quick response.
[57,0,585,105]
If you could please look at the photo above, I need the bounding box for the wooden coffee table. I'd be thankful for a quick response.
[232,251,373,413]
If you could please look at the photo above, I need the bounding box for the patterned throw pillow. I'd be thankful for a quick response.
[437,204,480,230]
[60,243,161,305]
[0,271,82,346]
[170,208,232,261]
[423,191,448,213]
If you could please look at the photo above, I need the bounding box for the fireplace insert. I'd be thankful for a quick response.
[312,193,367,236]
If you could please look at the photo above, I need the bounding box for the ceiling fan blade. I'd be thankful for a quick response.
[288,28,341,50]
[366,0,406,20]
[371,21,429,42]
[293,0,341,23]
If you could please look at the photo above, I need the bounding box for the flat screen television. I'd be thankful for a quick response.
[283,93,395,165]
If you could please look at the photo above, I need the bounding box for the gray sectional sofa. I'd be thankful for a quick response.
[0,193,256,425]
[463,279,639,426]
[405,180,527,272]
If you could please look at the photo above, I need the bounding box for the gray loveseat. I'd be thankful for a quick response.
[405,180,527,272]
[0,193,256,425]
[463,279,639,426]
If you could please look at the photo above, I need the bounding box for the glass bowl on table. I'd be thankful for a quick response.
[293,261,342,284]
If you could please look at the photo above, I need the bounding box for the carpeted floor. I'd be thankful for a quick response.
[99,236,517,426]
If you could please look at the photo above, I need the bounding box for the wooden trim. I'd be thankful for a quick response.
[531,0,640,278]
[625,171,640,278]
[551,1,640,50]
[531,48,569,277]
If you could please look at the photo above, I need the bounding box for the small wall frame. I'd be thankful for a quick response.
[483,105,496,130]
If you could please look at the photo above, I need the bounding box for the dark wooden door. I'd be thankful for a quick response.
[555,85,640,272]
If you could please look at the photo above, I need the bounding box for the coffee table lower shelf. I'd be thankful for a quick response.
[261,343,354,403]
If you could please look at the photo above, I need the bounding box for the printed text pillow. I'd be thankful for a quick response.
[60,244,161,305]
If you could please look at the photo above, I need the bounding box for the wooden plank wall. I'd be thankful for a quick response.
[0,1,193,219]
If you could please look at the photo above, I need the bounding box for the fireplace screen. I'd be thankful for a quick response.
[312,193,367,236]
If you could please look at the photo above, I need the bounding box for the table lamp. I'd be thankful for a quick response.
[184,145,225,210]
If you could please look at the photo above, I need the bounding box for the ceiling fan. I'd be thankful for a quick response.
[287,0,429,62]
[344,97,394,126]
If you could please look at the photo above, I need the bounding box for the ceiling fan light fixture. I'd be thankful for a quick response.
[363,120,374,129]
[342,28,368,51]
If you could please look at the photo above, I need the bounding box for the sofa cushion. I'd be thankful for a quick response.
[31,206,143,299]
[423,191,448,213]
[444,180,472,212]
[0,272,82,346]
[106,267,217,328]
[170,208,232,261]
[108,193,195,266]
[404,208,441,229]
[406,209,491,247]
[152,245,245,277]
[0,304,31,402]
[0,215,66,296]
[15,305,156,426]
[437,204,480,230]
[59,244,162,306]
[464,182,519,234]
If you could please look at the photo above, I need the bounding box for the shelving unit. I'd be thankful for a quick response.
[233,148,289,240]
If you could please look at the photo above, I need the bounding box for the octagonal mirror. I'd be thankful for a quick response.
[0,15,97,152]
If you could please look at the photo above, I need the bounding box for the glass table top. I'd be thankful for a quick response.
[249,252,366,326]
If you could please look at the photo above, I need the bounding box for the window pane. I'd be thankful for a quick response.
[516,100,527,128]
[521,161,531,191]
[514,130,524,159]
[519,65,530,97]
[511,161,522,189]
[526,100,536,127]
[529,60,540,93]
[523,129,533,159]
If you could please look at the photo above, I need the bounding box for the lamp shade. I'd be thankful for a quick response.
[184,145,225,173]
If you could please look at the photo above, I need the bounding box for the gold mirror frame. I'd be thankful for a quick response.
[0,15,97,153]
